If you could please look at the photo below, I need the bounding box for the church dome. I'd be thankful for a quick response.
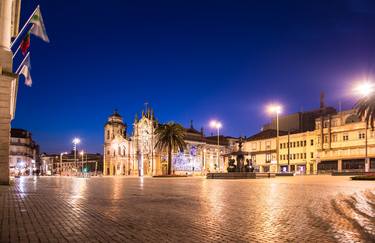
[105,110,124,126]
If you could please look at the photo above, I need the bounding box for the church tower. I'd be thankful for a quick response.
[103,110,127,175]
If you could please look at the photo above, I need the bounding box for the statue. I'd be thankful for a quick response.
[227,159,236,172]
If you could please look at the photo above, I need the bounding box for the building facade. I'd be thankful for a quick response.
[243,108,375,174]
[40,152,103,176]
[9,128,39,176]
[315,109,375,173]
[103,109,236,176]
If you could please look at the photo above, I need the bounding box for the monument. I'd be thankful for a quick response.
[207,137,275,179]
[0,0,21,184]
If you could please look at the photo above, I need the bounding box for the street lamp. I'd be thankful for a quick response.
[60,152,68,175]
[354,82,375,172]
[210,120,222,172]
[72,137,81,175]
[267,104,282,173]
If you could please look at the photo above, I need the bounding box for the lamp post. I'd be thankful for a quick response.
[72,138,81,175]
[210,120,222,172]
[267,104,282,173]
[80,150,84,174]
[60,152,68,175]
[354,82,375,172]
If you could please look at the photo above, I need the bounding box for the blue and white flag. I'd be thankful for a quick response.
[19,54,32,87]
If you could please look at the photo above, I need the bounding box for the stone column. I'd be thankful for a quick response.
[0,0,14,185]
[338,159,342,172]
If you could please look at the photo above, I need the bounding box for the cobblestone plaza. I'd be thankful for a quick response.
[0,176,374,242]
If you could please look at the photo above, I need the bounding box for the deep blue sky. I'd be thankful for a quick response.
[12,0,375,153]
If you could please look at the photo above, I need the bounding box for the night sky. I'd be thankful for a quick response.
[12,0,375,153]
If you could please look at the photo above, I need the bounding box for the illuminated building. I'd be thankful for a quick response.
[9,128,39,176]
[103,109,237,176]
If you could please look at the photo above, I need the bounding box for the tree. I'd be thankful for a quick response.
[355,95,375,129]
[155,122,186,175]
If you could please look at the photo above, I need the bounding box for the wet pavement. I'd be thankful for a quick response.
[0,175,374,242]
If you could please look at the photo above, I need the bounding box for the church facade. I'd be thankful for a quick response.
[103,109,237,176]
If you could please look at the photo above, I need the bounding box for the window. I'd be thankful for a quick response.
[317,136,320,144]
[331,134,337,142]
[280,143,283,149]
[297,154,299,159]
[266,153,271,162]
[304,140,307,146]
[107,130,110,139]
[266,141,271,150]
[324,135,328,143]
[304,153,306,159]
[310,152,314,158]
[310,139,314,146]
[297,141,300,147]
[359,132,365,139]
[343,134,349,141]
[280,155,283,160]
[293,154,296,160]
[107,150,110,155]
[323,121,329,128]
[293,142,296,147]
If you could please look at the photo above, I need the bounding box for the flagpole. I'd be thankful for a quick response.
[15,52,30,74]
[12,45,21,58]
[11,5,39,49]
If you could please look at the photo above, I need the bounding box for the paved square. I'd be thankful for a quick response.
[0,176,374,242]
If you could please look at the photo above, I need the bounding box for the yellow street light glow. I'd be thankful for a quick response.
[80,150,84,156]
[354,82,375,97]
[267,104,282,114]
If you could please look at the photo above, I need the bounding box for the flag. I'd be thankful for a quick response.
[30,7,49,43]
[20,32,30,56]
[19,54,32,87]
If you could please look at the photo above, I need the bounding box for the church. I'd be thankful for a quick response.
[103,108,237,176]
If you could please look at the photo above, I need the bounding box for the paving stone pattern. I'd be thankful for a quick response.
[0,176,374,242]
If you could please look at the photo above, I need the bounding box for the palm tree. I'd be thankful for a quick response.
[155,122,186,175]
[355,95,375,129]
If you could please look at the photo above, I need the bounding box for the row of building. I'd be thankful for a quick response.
[104,98,375,176]
[9,128,103,176]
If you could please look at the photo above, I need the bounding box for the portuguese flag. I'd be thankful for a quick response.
[30,7,49,43]
[20,32,30,56]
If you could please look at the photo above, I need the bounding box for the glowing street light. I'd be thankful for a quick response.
[353,82,375,97]
[267,104,283,173]
[210,120,222,172]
